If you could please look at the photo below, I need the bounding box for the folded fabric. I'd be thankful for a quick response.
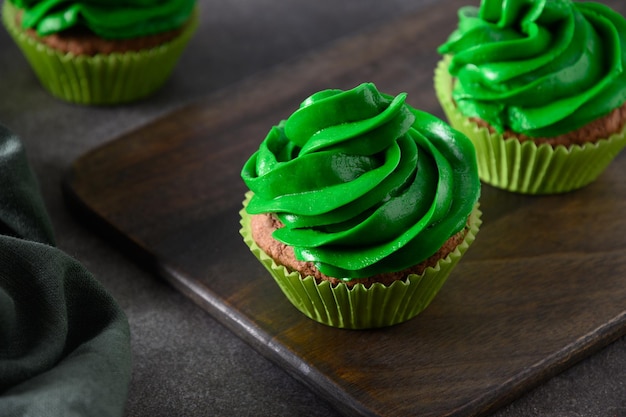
[0,124,131,417]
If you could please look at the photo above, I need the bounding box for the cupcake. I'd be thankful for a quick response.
[240,83,481,329]
[2,0,198,105]
[435,0,626,194]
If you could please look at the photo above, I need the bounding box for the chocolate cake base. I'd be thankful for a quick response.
[250,213,468,288]
[17,9,188,56]
[470,101,626,147]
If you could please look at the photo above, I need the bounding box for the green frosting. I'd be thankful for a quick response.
[438,0,626,137]
[11,0,195,39]
[241,83,480,280]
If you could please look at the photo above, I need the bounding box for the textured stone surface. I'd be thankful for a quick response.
[1,1,625,416]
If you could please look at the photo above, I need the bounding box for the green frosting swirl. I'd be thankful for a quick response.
[241,83,480,280]
[438,0,626,137]
[11,0,195,39]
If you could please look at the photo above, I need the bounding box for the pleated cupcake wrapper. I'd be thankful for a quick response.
[435,57,626,195]
[2,1,198,105]
[240,192,482,329]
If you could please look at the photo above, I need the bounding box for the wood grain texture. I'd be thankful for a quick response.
[63,1,626,416]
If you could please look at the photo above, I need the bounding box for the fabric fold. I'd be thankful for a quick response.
[0,124,131,417]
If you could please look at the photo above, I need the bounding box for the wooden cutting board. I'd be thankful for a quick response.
[63,1,626,416]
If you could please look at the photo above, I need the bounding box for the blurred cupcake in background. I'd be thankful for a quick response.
[435,0,626,194]
[2,0,198,105]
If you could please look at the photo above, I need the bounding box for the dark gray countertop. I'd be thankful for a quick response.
[1,0,625,416]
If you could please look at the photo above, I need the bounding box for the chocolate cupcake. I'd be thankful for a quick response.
[2,0,198,105]
[435,0,626,194]
[240,83,481,329]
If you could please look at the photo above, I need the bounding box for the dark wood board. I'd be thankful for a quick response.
[63,1,626,416]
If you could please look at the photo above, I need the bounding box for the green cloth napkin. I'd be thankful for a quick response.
[0,124,131,417]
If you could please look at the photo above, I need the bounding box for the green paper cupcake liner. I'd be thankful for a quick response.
[434,57,626,195]
[240,192,482,329]
[2,1,198,105]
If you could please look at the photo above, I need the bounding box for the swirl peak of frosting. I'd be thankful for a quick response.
[11,0,195,39]
[438,0,626,137]
[241,83,480,279]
